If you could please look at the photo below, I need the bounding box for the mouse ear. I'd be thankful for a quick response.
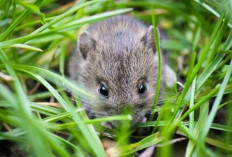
[78,31,96,60]
[141,26,160,52]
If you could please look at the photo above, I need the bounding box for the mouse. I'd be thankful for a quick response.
[68,15,176,125]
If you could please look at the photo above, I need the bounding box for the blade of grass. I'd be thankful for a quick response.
[59,44,66,76]
[15,68,107,157]
[0,49,69,157]
[9,43,43,52]
[164,11,228,137]
[29,0,98,35]
[0,0,43,41]
[199,59,232,150]
[189,77,196,132]
[12,65,93,98]
[207,12,230,65]
[15,0,46,24]
[120,132,163,155]
[150,8,162,123]
[195,31,232,90]
[0,8,133,48]
[55,8,133,31]
[194,0,232,28]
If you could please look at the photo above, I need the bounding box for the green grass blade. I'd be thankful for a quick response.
[199,59,232,148]
[15,67,107,157]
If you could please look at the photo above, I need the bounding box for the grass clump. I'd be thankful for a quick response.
[0,0,232,157]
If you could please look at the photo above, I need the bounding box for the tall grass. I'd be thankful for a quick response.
[0,0,231,156]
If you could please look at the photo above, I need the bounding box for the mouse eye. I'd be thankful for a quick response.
[99,84,109,98]
[138,82,147,95]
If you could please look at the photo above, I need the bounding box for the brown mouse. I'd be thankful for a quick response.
[68,15,176,125]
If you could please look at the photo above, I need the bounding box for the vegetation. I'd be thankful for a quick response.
[0,0,231,156]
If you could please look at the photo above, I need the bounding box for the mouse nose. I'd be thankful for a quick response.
[113,103,134,115]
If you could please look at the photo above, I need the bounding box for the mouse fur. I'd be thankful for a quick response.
[68,15,176,125]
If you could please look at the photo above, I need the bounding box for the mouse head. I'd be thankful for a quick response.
[69,26,176,125]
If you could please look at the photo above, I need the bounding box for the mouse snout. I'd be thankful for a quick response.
[108,101,134,115]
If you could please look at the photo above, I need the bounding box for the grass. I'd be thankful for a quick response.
[0,0,232,156]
